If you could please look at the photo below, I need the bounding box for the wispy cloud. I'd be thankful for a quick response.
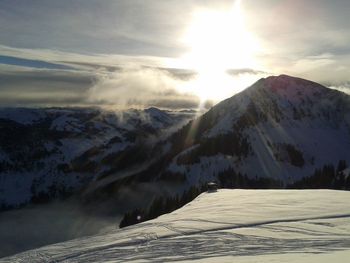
[0,66,94,107]
[87,67,200,109]
[327,82,350,95]
[0,62,202,109]
[226,68,268,76]
[0,45,167,70]
[0,55,75,70]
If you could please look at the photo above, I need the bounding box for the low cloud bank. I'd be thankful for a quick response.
[0,65,201,110]
[0,201,118,258]
[0,56,272,110]
[88,67,200,109]
[328,83,350,95]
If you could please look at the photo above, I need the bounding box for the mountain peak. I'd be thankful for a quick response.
[243,74,330,104]
[262,74,327,92]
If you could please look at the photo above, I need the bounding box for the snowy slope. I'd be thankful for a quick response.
[2,189,350,262]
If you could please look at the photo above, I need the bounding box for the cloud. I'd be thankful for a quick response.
[0,63,201,109]
[328,83,350,95]
[226,68,268,76]
[0,47,272,110]
[0,201,117,258]
[0,44,167,70]
[0,45,201,110]
[0,0,193,56]
[0,55,76,70]
[280,52,350,84]
[151,67,197,81]
[0,66,94,107]
[88,67,200,109]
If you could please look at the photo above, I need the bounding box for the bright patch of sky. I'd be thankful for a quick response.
[1,0,350,108]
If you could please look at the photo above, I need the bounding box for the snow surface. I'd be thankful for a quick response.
[2,189,350,262]
[50,115,85,132]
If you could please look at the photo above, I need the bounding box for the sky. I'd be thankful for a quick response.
[1,0,350,109]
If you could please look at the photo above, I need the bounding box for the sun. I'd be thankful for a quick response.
[178,0,261,103]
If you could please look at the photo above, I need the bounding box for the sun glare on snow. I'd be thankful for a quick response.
[177,0,262,103]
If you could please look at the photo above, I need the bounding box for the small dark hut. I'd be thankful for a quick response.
[207,182,218,192]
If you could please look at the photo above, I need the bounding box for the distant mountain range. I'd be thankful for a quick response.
[0,107,195,209]
[1,75,350,214]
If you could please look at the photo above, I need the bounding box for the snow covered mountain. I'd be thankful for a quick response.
[76,74,350,228]
[0,107,195,209]
[121,75,350,189]
[1,75,350,260]
[2,189,350,262]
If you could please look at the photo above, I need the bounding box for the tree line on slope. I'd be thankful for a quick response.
[119,185,207,228]
[119,172,283,228]
[287,160,350,190]
[119,160,349,228]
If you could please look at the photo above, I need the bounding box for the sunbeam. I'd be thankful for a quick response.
[179,0,262,103]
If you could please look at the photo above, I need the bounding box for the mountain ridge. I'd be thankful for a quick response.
[0,107,195,209]
[93,74,350,195]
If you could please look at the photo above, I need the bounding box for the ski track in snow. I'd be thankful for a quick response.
[2,190,350,262]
